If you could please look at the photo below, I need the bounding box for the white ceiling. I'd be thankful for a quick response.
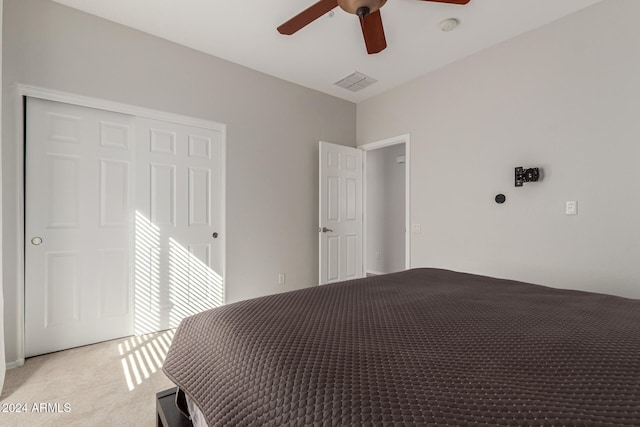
[51,0,602,103]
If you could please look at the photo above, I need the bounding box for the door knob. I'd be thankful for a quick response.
[31,237,43,246]
[320,227,333,233]
[212,232,219,239]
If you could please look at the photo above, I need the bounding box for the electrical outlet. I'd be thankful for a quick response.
[376,251,380,260]
[565,201,578,215]
[278,273,286,285]
[411,224,422,234]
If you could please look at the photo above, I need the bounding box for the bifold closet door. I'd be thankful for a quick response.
[25,98,135,357]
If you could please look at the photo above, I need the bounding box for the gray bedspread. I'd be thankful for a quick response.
[162,268,640,426]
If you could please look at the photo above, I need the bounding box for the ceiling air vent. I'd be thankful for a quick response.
[334,72,377,92]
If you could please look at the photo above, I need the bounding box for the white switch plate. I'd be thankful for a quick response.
[278,273,286,284]
[411,224,422,234]
[565,201,578,215]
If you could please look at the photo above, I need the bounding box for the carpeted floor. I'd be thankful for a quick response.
[0,330,176,426]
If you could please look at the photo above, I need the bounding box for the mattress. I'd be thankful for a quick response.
[185,393,209,427]
[163,268,640,426]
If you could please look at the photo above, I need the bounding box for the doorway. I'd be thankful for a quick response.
[360,135,410,275]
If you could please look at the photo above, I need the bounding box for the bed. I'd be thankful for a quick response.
[162,268,640,426]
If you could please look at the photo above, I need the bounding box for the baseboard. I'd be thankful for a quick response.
[6,359,25,370]
[366,270,387,276]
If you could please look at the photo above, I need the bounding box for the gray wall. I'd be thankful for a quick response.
[2,0,356,364]
[358,0,640,299]
[366,144,405,274]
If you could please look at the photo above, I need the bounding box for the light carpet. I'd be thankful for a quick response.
[0,330,176,426]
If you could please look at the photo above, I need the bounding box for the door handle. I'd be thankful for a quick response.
[319,227,333,233]
[31,237,43,246]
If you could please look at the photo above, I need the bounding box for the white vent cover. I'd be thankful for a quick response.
[334,72,377,92]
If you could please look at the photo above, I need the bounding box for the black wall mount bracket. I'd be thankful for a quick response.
[515,167,540,187]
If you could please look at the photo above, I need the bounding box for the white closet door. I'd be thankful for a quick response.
[134,117,224,334]
[25,98,134,357]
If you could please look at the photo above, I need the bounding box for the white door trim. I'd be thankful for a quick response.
[358,134,411,273]
[0,0,6,383]
[15,84,224,131]
[13,84,227,366]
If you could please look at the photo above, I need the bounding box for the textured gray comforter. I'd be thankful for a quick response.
[163,268,640,426]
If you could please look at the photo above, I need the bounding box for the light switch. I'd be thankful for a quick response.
[411,224,422,234]
[565,201,578,215]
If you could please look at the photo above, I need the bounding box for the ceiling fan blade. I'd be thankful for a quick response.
[360,10,386,54]
[277,0,339,35]
[418,0,471,4]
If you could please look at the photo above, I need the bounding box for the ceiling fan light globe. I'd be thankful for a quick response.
[337,0,386,16]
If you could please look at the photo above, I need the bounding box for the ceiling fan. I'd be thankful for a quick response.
[277,0,471,54]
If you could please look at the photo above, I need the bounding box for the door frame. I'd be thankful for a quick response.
[359,134,411,274]
[13,84,227,366]
[0,0,6,386]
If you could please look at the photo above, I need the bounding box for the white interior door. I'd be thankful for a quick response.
[319,141,363,284]
[25,98,134,357]
[134,117,224,334]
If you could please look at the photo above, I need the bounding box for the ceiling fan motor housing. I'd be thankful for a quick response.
[338,0,387,16]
